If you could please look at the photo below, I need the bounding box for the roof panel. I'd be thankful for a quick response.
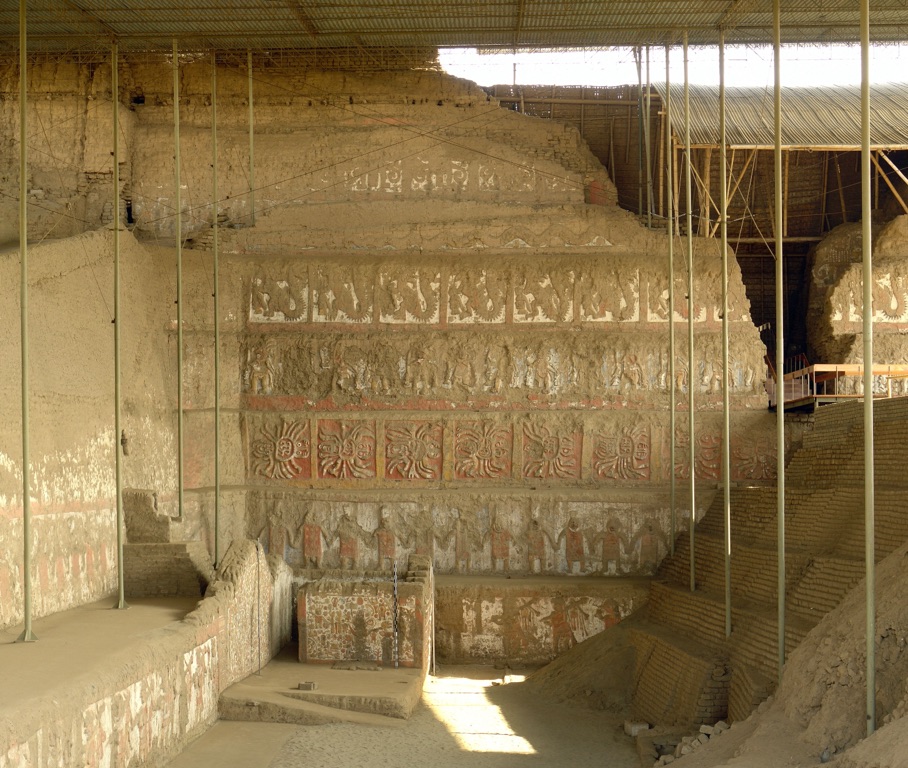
[657,83,908,148]
[2,0,908,52]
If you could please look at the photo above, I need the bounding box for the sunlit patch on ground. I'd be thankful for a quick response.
[423,674,535,755]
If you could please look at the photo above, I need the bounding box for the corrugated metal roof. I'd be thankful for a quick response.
[657,83,908,149]
[1,0,908,53]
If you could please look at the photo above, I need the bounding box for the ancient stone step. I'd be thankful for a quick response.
[123,542,213,598]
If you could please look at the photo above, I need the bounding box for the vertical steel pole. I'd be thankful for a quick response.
[247,50,255,226]
[683,32,696,592]
[773,0,787,684]
[636,46,643,216]
[173,40,184,518]
[860,0,876,737]
[644,45,653,227]
[112,41,127,611]
[16,0,36,644]
[719,31,732,638]
[665,45,676,556]
[212,52,221,568]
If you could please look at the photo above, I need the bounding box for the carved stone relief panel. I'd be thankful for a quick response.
[671,424,722,482]
[245,255,758,333]
[249,491,681,579]
[577,269,640,322]
[453,420,513,479]
[521,422,582,479]
[317,420,376,479]
[592,424,651,481]
[873,268,908,323]
[376,266,442,324]
[447,269,507,324]
[249,418,311,481]
[312,265,374,323]
[384,421,443,480]
[240,329,765,406]
[513,267,575,323]
[249,265,308,322]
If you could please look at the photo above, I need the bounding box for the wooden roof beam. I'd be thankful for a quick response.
[284,1,319,38]
[62,0,118,41]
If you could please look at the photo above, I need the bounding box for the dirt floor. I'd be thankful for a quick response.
[169,666,640,768]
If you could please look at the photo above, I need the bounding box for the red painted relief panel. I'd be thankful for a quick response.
[385,421,443,480]
[592,425,651,481]
[317,420,376,479]
[250,419,311,480]
[453,420,513,479]
[522,423,581,479]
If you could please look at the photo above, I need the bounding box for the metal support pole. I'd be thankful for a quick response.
[392,561,400,669]
[683,32,696,592]
[16,0,36,644]
[860,0,876,736]
[212,52,221,568]
[773,0,787,684]
[719,32,732,638]
[173,40,184,518]
[247,50,255,226]
[112,41,128,611]
[665,44,676,556]
[636,46,643,216]
[644,45,653,228]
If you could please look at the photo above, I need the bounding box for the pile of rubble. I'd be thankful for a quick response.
[654,721,730,764]
[626,718,732,766]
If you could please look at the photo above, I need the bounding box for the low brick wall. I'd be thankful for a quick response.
[434,574,649,664]
[630,628,728,728]
[0,539,292,768]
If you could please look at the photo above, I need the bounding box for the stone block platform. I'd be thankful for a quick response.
[219,645,423,725]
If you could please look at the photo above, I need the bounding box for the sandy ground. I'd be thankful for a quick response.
[171,666,639,768]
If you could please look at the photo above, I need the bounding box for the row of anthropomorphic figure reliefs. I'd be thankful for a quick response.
[254,501,673,576]
[243,332,763,401]
[248,260,750,326]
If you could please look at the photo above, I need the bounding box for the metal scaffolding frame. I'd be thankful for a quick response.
[8,0,883,740]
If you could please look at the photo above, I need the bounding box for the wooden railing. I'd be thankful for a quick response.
[766,362,908,409]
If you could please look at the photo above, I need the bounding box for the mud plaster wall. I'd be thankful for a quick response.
[434,576,649,664]
[0,540,293,768]
[809,215,908,369]
[297,576,431,667]
[0,62,783,616]
[0,230,189,631]
[147,66,780,580]
[234,238,778,578]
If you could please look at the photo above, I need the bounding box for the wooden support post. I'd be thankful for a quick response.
[871,153,908,214]
[773,0,787,686]
[835,153,848,224]
[783,150,790,236]
[658,104,665,220]
[701,147,712,236]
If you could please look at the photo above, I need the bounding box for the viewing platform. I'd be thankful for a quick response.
[766,356,908,412]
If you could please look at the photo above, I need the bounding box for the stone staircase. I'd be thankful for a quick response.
[122,488,215,598]
[629,398,908,728]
